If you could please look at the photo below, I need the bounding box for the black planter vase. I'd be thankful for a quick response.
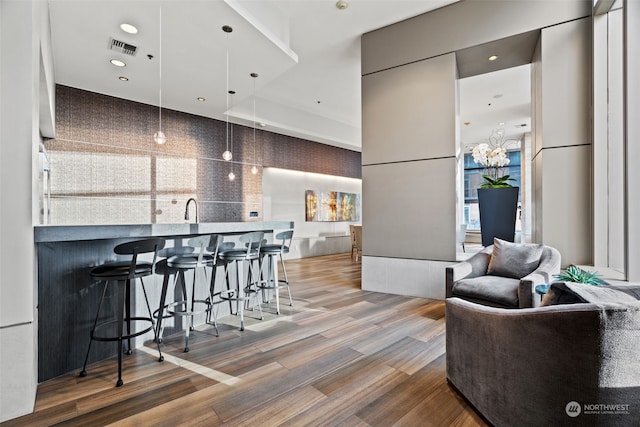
[477,187,519,247]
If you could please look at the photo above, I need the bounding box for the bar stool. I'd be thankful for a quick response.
[80,237,165,387]
[160,235,222,352]
[153,245,195,344]
[258,230,294,314]
[218,231,264,331]
[208,239,236,316]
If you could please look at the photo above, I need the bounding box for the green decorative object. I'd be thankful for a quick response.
[554,265,606,286]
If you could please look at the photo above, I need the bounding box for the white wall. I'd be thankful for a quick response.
[625,0,640,281]
[0,0,54,421]
[361,0,592,299]
[532,17,593,267]
[360,53,458,300]
[262,167,362,258]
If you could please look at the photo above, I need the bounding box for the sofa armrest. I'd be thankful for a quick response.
[446,298,604,426]
[518,246,561,307]
[445,248,492,298]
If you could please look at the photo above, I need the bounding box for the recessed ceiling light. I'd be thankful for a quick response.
[120,23,138,34]
[197,97,206,102]
[259,123,267,127]
[499,122,505,126]
[118,76,129,81]
[336,1,349,10]
[488,55,498,61]
[110,59,126,67]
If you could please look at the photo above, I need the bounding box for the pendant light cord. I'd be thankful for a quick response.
[253,77,256,166]
[225,34,229,153]
[158,6,162,132]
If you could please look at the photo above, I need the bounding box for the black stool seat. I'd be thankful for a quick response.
[167,253,216,269]
[260,244,290,254]
[90,261,154,279]
[218,248,260,261]
[80,238,165,387]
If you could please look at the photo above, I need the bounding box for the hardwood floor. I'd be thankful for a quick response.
[4,253,486,427]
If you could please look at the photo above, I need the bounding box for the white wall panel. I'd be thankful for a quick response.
[362,54,457,165]
[362,256,452,300]
[362,157,456,262]
[539,145,592,267]
[540,18,592,149]
[625,0,640,281]
[531,18,592,265]
[362,0,591,75]
[0,0,43,421]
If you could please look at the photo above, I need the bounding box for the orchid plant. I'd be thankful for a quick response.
[471,141,514,188]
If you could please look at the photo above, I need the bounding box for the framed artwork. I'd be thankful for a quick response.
[305,190,360,222]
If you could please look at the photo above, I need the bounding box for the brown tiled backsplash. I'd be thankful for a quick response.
[45,85,361,224]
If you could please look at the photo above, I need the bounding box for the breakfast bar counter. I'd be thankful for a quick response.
[34,221,294,243]
[34,221,294,382]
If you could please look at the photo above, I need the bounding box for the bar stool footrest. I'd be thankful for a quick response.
[165,299,211,317]
[91,317,154,342]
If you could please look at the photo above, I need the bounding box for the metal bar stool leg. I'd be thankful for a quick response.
[140,278,163,362]
[248,258,263,319]
[116,280,126,387]
[272,254,281,314]
[124,279,133,355]
[155,272,171,343]
[279,253,293,307]
[237,261,245,331]
[80,280,110,378]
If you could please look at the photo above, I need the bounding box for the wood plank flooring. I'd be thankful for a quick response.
[4,253,486,427]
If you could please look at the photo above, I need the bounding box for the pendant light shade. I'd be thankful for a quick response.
[154,7,166,144]
[154,130,166,145]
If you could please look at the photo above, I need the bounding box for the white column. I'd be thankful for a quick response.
[625,0,640,281]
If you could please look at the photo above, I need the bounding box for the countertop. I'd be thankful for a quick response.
[34,221,295,243]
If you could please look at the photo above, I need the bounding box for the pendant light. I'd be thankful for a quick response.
[221,25,233,161]
[153,6,166,144]
[228,89,235,181]
[250,72,259,175]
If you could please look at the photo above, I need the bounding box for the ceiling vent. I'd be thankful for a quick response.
[108,37,137,56]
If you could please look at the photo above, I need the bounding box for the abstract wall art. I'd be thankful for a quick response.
[305,190,361,222]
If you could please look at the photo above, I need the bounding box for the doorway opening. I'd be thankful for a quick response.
[456,64,532,259]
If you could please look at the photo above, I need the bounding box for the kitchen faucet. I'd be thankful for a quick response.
[185,198,198,223]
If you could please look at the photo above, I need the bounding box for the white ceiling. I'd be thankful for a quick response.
[48,0,530,153]
[459,64,531,152]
